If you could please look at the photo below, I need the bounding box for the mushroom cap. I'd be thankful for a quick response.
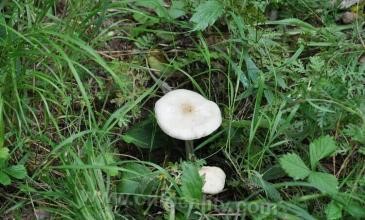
[154,89,222,140]
[199,166,226,195]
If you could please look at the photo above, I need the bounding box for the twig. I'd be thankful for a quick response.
[145,58,172,94]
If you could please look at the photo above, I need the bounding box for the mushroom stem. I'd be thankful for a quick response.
[185,140,195,160]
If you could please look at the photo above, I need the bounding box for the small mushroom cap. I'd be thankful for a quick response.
[154,89,222,140]
[199,166,226,195]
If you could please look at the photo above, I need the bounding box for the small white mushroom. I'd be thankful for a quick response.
[154,89,222,140]
[199,166,226,195]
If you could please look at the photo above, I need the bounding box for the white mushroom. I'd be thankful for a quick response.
[199,166,226,195]
[154,89,222,140]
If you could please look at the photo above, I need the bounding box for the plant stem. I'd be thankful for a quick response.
[185,140,194,160]
[146,61,172,93]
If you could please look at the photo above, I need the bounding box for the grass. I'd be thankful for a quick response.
[0,0,365,219]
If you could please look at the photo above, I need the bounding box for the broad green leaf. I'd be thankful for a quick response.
[5,165,27,179]
[308,172,338,195]
[243,51,260,83]
[118,163,157,195]
[325,200,342,220]
[180,162,203,201]
[279,202,317,220]
[279,153,310,180]
[344,203,365,219]
[132,12,159,25]
[251,173,282,201]
[0,171,11,185]
[135,0,169,18]
[230,62,249,88]
[309,136,337,169]
[262,165,287,181]
[147,49,174,75]
[190,0,224,31]
[118,179,139,194]
[103,153,118,177]
[122,116,171,150]
[333,193,365,218]
[97,153,119,177]
[168,0,187,19]
[0,147,9,160]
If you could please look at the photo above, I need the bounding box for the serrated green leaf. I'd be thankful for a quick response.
[180,162,203,201]
[0,171,11,185]
[309,136,337,169]
[308,172,338,195]
[279,153,310,180]
[5,165,27,179]
[190,0,224,31]
[325,200,342,220]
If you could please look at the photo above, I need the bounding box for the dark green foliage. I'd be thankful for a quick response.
[180,162,203,201]
[0,0,364,219]
[122,115,172,150]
